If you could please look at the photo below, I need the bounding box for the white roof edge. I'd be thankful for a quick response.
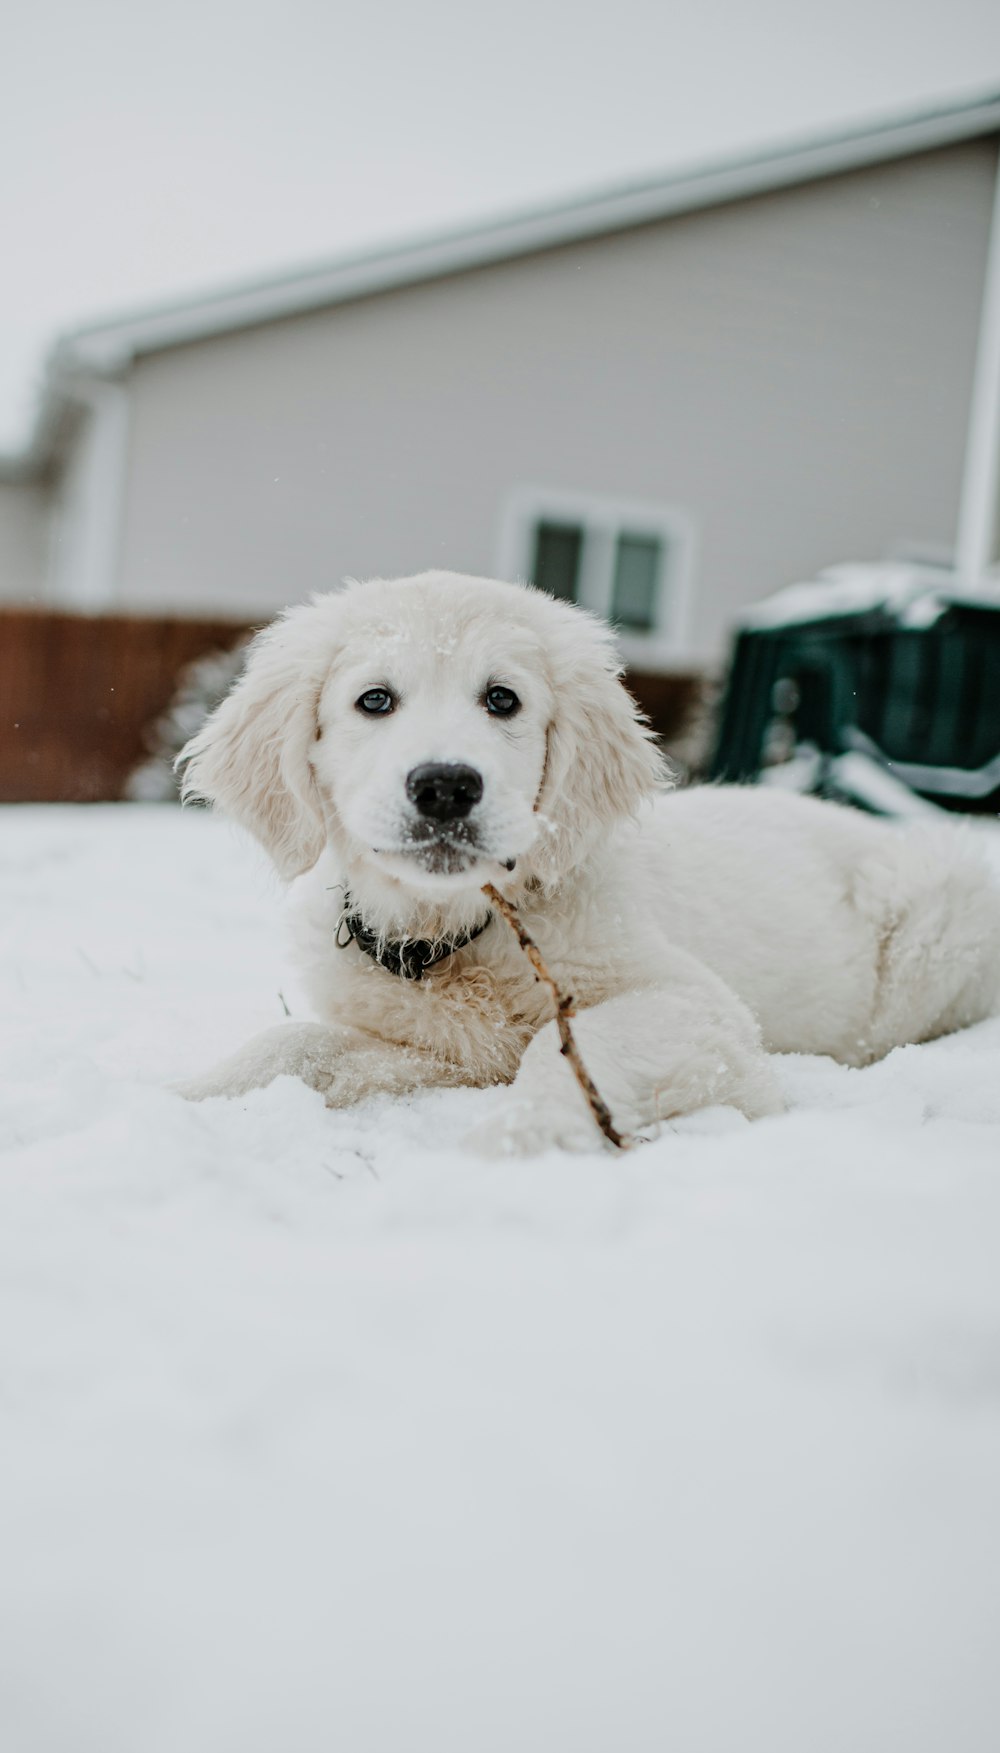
[57,88,1000,377]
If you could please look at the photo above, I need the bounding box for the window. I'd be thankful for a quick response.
[497,487,695,660]
[611,534,661,632]
[532,522,583,603]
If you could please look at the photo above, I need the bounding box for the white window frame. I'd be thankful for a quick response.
[495,485,697,668]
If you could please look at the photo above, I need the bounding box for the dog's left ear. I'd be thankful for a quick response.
[534,598,668,874]
[178,598,340,879]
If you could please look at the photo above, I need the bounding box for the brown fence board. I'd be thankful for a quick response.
[0,609,256,802]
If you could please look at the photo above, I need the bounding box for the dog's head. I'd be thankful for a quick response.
[180,572,666,897]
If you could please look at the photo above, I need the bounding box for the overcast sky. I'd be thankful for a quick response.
[2,0,1000,451]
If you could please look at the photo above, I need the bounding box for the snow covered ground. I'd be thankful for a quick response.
[2,803,1000,1753]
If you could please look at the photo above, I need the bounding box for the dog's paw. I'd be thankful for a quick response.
[170,1022,344,1103]
[463,1099,609,1157]
[169,1072,225,1103]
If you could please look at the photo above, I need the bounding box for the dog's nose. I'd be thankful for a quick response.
[406,762,483,821]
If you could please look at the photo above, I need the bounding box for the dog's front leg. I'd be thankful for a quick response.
[470,950,784,1155]
[174,1020,455,1106]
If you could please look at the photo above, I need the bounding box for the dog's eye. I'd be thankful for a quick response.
[356,688,395,715]
[484,685,520,717]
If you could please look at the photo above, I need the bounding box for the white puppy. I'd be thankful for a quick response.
[178,570,1000,1151]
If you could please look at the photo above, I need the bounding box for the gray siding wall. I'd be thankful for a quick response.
[116,139,997,658]
[0,478,48,603]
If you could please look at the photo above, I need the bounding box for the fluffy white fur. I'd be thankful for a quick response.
[178,570,1000,1152]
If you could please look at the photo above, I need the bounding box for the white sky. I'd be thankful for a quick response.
[2,0,1000,451]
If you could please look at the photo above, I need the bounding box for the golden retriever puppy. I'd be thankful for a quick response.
[177,571,1000,1151]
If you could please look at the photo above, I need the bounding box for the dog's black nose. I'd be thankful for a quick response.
[406,762,483,821]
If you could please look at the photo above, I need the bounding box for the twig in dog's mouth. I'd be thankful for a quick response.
[481,882,632,1152]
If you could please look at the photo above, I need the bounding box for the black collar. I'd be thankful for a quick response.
[336,898,492,981]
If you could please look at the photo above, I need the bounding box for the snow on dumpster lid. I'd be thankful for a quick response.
[738,561,1000,631]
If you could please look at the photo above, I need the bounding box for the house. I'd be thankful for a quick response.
[1,90,999,671]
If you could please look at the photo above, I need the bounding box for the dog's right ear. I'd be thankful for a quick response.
[178,598,340,879]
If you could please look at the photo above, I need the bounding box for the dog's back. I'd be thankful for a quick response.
[634,787,1000,1063]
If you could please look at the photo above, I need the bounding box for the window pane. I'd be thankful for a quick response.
[612,533,662,631]
[531,521,583,601]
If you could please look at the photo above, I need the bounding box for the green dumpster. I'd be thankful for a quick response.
[710,569,1000,815]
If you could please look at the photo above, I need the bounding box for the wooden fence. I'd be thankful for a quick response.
[0,609,256,802]
[0,607,704,803]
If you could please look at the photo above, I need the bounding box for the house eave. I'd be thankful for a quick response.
[56,87,1000,377]
[3,83,996,478]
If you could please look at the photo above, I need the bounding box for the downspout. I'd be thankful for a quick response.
[955,139,1000,585]
[48,373,131,608]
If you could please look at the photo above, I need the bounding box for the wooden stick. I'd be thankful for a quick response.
[482,882,632,1151]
